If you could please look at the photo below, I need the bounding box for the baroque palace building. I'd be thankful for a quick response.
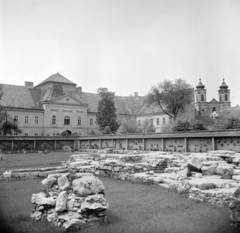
[0,73,231,136]
[1,73,184,136]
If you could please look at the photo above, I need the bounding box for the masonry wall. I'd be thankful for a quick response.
[1,130,240,152]
[215,137,240,152]
[187,138,212,152]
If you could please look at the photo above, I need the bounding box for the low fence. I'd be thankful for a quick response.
[0,130,240,153]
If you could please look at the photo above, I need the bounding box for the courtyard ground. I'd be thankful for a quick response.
[0,152,239,233]
[0,176,239,233]
[0,152,73,174]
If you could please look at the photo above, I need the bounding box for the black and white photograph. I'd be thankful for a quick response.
[0,0,240,232]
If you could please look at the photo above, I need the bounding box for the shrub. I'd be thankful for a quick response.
[226,117,240,129]
[172,119,192,131]
[172,119,207,132]
[161,123,173,133]
[192,120,207,130]
[103,126,112,134]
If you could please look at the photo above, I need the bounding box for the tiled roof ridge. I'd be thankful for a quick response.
[0,83,29,88]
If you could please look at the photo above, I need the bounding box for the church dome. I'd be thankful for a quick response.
[196,78,205,89]
[219,79,229,89]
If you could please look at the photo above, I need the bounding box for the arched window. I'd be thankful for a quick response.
[52,115,56,124]
[225,94,228,101]
[64,116,70,125]
[78,116,82,125]
[201,94,204,101]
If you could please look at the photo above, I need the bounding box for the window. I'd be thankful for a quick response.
[78,116,82,125]
[169,117,173,124]
[90,119,93,125]
[13,132,18,136]
[34,133,39,136]
[212,107,216,112]
[23,132,29,136]
[220,95,222,101]
[138,120,141,126]
[13,115,18,123]
[35,116,39,124]
[162,118,165,124]
[202,108,204,112]
[225,94,228,101]
[156,118,159,125]
[201,94,204,101]
[64,116,70,125]
[52,115,56,124]
[25,116,28,124]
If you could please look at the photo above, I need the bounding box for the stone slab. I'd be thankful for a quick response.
[187,176,235,188]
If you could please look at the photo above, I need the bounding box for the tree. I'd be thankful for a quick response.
[0,85,22,136]
[118,118,140,134]
[96,88,119,134]
[226,117,240,129]
[146,79,193,121]
[0,121,22,136]
[140,119,155,133]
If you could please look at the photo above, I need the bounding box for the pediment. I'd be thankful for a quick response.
[48,94,87,106]
[209,98,218,103]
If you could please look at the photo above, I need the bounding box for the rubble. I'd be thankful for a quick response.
[2,149,238,228]
[229,187,240,226]
[31,174,109,231]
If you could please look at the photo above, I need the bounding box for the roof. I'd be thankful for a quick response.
[0,74,195,117]
[0,84,42,109]
[219,79,229,89]
[208,98,219,103]
[196,78,205,89]
[35,73,77,87]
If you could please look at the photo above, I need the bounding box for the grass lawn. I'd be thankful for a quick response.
[0,177,239,233]
[0,152,73,174]
[0,152,120,175]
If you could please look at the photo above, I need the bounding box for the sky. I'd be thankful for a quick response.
[0,0,240,106]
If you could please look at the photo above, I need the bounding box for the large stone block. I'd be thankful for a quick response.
[81,194,108,211]
[31,192,56,206]
[215,164,234,179]
[201,165,217,176]
[41,177,57,190]
[63,219,86,230]
[58,175,70,191]
[55,191,68,212]
[187,156,202,170]
[72,176,104,197]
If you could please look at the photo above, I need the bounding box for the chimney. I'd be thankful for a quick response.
[76,86,82,93]
[134,92,138,97]
[25,81,34,88]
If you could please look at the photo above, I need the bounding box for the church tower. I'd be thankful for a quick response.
[195,79,207,115]
[218,79,231,112]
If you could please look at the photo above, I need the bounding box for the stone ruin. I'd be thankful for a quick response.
[2,149,239,227]
[31,173,109,231]
[229,187,240,226]
[63,150,240,226]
